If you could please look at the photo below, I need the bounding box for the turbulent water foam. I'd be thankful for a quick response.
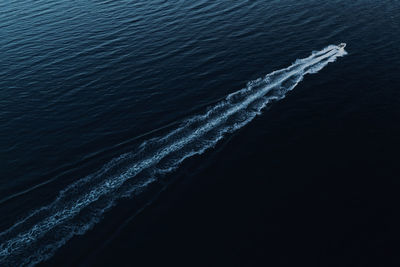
[0,45,346,266]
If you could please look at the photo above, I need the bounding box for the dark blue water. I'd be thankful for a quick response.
[1,0,400,266]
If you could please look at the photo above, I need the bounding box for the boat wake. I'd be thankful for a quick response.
[0,45,347,266]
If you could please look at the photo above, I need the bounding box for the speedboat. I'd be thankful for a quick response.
[338,43,346,49]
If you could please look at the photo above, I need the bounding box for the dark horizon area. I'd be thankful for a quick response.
[1,0,400,266]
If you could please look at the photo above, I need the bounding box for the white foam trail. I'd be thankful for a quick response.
[0,45,347,266]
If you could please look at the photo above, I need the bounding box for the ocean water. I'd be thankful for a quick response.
[1,0,400,266]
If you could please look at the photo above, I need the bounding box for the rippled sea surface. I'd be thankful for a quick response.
[1,0,400,266]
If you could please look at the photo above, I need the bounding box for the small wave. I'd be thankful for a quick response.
[0,45,347,266]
